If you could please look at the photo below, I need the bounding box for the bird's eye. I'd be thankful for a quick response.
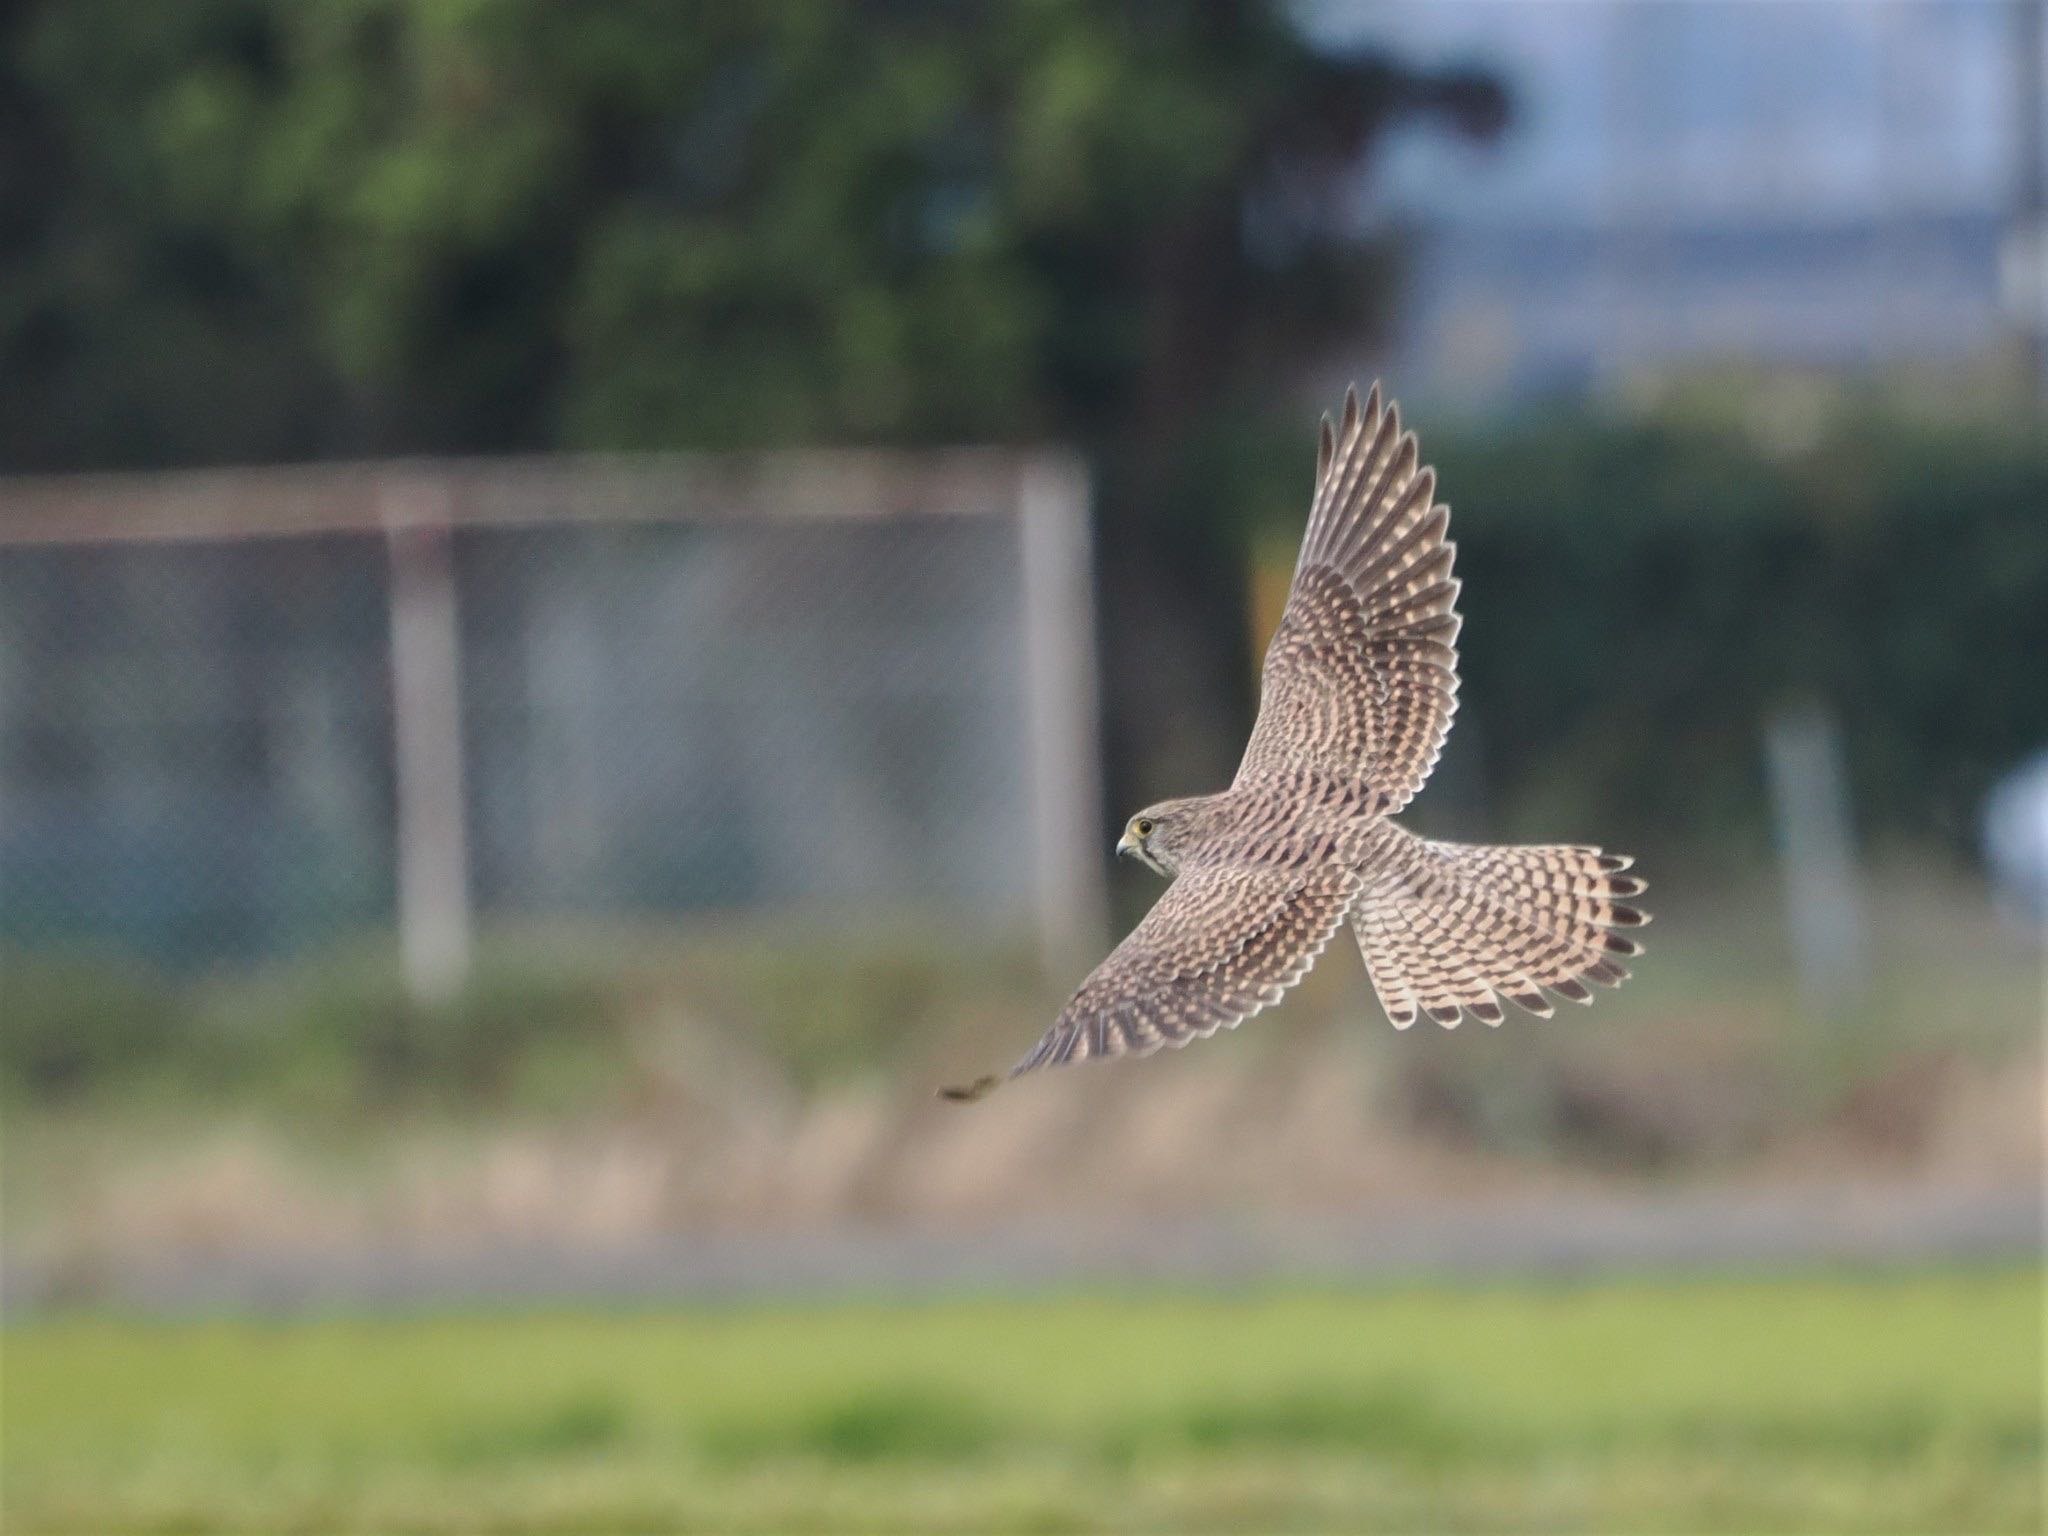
[1134,818,1154,837]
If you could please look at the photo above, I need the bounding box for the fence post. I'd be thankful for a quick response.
[1764,704,1864,1011]
[1018,455,1110,977]
[384,487,472,1002]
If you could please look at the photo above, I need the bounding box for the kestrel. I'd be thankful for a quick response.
[942,384,1646,1101]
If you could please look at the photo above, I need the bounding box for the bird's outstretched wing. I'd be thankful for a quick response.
[940,864,1357,1100]
[1233,384,1461,814]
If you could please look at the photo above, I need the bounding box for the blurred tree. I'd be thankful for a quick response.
[0,0,1505,800]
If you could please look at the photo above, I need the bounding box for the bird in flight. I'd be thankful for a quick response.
[943,384,1646,1102]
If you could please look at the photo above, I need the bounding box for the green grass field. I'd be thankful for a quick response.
[5,1268,2040,1534]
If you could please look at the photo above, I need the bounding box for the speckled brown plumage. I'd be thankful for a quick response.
[941,384,1647,1101]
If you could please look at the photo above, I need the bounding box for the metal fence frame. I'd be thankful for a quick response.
[0,450,1109,996]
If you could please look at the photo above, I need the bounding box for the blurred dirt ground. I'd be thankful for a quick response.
[3,863,2040,1300]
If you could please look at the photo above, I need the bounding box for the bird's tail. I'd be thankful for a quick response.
[1351,830,1647,1028]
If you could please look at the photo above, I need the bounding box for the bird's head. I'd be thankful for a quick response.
[1115,798,1207,878]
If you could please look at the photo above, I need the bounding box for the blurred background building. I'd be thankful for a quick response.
[1350,0,2043,410]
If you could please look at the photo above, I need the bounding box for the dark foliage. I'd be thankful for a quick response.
[1215,411,2048,853]
[0,0,1505,796]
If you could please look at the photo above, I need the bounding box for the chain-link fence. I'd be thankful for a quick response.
[0,453,1106,989]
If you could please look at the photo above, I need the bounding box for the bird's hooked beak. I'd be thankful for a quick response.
[1117,826,1166,875]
